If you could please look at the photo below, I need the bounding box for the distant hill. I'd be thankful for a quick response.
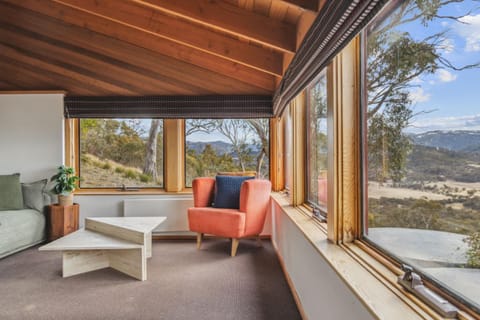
[406,144,480,182]
[409,130,480,152]
[186,140,261,156]
[186,140,232,154]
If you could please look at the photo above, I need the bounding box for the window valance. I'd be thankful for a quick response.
[64,95,273,119]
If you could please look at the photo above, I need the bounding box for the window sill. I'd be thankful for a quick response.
[270,193,474,320]
[74,188,193,196]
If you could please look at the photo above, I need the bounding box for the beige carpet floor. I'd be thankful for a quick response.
[0,239,301,320]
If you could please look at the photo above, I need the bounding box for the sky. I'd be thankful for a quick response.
[392,0,480,133]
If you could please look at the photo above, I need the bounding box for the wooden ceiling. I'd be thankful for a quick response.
[0,0,323,96]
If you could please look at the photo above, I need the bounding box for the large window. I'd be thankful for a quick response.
[283,105,293,195]
[185,119,270,187]
[306,70,328,212]
[363,0,480,310]
[79,119,163,188]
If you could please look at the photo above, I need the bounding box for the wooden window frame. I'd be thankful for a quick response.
[305,68,330,217]
[67,118,279,195]
[273,35,477,317]
[66,118,187,194]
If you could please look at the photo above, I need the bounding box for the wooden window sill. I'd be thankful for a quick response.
[270,193,474,320]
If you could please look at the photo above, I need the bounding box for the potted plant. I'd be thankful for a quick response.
[50,165,79,206]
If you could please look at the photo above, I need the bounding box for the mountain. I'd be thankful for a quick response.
[186,140,232,154]
[406,144,480,182]
[186,140,261,156]
[409,130,480,152]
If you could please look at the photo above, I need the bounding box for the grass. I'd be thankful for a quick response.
[79,154,162,188]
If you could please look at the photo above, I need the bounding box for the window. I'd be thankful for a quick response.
[283,105,293,195]
[185,119,270,187]
[306,70,329,213]
[79,119,163,188]
[363,0,480,311]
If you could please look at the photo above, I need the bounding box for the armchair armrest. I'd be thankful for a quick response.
[239,179,272,236]
[192,177,216,207]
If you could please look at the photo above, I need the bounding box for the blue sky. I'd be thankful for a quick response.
[395,0,480,133]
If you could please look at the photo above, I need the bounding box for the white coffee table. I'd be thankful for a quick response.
[39,217,166,281]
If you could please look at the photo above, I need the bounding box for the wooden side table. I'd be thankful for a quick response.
[48,203,80,241]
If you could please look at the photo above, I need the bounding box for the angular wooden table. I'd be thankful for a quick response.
[39,217,166,281]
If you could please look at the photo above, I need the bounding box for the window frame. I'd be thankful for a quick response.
[75,118,165,190]
[358,2,480,314]
[67,118,279,194]
[67,118,188,194]
[183,118,273,189]
[276,33,477,317]
[305,68,329,218]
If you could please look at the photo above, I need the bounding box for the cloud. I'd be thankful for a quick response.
[409,114,480,133]
[436,69,457,82]
[410,76,424,84]
[409,88,431,103]
[456,14,480,52]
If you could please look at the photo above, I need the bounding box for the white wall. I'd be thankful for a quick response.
[74,194,272,234]
[270,200,374,320]
[0,94,64,182]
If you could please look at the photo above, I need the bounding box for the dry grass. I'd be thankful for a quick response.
[79,154,162,188]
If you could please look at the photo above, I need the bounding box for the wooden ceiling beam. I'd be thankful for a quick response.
[3,1,278,88]
[133,0,296,52]
[277,0,320,12]
[47,0,284,76]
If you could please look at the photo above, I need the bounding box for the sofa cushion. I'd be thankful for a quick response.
[0,173,24,210]
[213,175,254,209]
[22,179,48,213]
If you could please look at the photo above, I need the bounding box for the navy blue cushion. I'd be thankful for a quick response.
[213,175,254,209]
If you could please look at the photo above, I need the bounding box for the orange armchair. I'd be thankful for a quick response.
[188,177,272,256]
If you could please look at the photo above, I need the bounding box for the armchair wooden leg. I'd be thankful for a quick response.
[231,238,239,257]
[256,235,263,247]
[196,233,203,249]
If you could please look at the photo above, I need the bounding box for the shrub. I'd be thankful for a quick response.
[464,232,480,268]
[80,154,91,164]
[102,162,112,170]
[139,174,152,183]
[124,169,137,179]
[115,167,125,174]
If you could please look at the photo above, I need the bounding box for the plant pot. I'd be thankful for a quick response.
[58,194,74,206]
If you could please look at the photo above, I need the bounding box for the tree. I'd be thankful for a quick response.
[185,119,270,179]
[216,120,252,171]
[366,0,480,183]
[247,119,269,177]
[143,119,162,181]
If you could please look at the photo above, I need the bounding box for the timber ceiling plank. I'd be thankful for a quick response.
[0,1,275,94]
[0,5,271,95]
[50,0,284,75]
[2,0,276,90]
[0,42,137,95]
[134,0,296,52]
[0,25,201,95]
[0,55,103,95]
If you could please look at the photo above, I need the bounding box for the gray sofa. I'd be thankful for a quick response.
[0,174,51,259]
